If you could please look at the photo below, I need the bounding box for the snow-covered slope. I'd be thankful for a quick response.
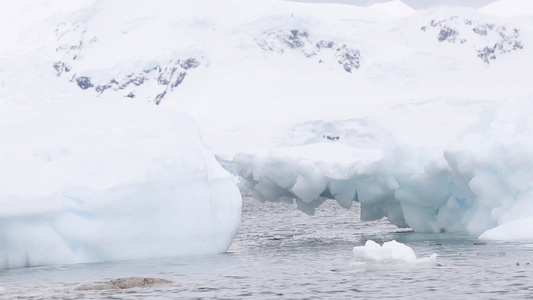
[2,0,533,269]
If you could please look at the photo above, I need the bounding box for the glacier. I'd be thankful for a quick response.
[2,0,533,268]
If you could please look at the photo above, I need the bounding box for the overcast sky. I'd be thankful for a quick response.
[287,0,498,9]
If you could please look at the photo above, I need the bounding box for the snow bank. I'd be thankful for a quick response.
[0,101,241,269]
[352,240,437,269]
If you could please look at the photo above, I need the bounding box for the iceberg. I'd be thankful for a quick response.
[235,99,533,239]
[0,101,241,269]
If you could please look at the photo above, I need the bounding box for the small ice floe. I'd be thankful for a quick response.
[0,286,6,294]
[352,240,437,270]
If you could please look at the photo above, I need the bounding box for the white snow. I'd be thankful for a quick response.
[1,0,533,270]
[352,240,437,269]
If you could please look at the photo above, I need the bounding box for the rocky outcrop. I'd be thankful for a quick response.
[89,58,200,104]
[421,16,523,64]
[258,29,361,72]
[53,22,199,104]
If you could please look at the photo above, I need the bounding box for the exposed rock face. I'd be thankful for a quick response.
[90,58,200,104]
[437,27,462,43]
[257,29,361,72]
[74,277,172,291]
[53,22,200,104]
[76,76,94,90]
[421,16,523,64]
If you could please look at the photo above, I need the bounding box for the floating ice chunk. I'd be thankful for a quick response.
[0,287,5,294]
[352,240,437,270]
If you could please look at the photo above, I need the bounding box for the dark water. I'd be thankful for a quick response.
[2,197,533,299]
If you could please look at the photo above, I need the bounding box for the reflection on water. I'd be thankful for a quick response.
[2,197,533,299]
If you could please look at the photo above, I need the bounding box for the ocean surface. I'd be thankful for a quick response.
[2,196,533,299]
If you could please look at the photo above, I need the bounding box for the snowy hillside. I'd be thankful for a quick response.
[2,0,533,267]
